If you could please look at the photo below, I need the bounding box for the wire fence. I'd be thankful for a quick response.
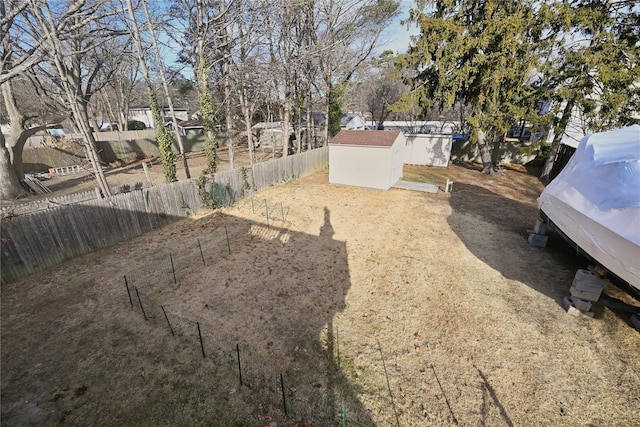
[115,199,401,425]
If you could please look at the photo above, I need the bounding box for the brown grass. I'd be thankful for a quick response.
[2,164,639,426]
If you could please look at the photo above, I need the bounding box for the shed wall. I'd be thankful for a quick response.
[329,145,393,190]
[403,134,452,167]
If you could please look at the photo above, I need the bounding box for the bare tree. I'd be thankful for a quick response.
[125,0,178,182]
[168,0,232,174]
[140,0,190,178]
[316,0,400,142]
[1,0,45,199]
[29,0,132,196]
[229,0,268,165]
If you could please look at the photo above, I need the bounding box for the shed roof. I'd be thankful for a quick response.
[330,130,402,147]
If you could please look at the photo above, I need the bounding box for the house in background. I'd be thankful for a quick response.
[340,113,366,130]
[128,106,189,129]
[329,130,405,190]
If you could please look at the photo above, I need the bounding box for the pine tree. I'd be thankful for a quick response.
[399,0,549,174]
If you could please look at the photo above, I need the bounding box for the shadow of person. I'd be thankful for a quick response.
[1,201,376,426]
[148,207,374,424]
[319,206,334,238]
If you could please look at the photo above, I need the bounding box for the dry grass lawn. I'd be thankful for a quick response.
[2,163,639,426]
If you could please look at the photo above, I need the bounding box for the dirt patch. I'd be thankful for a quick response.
[2,164,639,426]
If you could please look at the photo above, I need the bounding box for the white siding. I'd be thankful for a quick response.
[389,137,405,184]
[403,134,452,167]
[329,145,394,190]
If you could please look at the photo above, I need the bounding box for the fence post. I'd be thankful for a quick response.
[197,322,206,358]
[124,275,133,308]
[161,305,175,336]
[170,253,177,284]
[134,287,148,321]
[236,343,243,386]
[280,373,288,417]
[265,199,269,226]
[197,239,205,265]
[225,225,231,254]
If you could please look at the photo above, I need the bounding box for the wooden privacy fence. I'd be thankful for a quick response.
[1,147,328,283]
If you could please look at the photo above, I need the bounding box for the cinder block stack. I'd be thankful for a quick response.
[528,218,548,247]
[563,268,609,318]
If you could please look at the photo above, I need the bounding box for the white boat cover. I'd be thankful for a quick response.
[538,125,640,291]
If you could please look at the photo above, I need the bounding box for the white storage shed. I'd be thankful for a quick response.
[329,130,406,190]
[403,134,453,167]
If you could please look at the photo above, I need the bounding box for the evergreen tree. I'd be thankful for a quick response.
[538,0,639,180]
[399,0,550,173]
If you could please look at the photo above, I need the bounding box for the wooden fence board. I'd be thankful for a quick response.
[1,147,328,283]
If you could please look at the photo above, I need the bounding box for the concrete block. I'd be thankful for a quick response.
[533,219,547,235]
[528,233,548,247]
[568,306,594,318]
[570,285,602,302]
[571,270,608,299]
[563,295,595,318]
[571,297,592,312]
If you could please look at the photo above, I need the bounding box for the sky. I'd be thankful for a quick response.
[378,0,421,56]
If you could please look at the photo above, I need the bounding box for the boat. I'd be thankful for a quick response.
[537,125,640,294]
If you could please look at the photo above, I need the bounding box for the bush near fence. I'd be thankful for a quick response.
[1,147,328,284]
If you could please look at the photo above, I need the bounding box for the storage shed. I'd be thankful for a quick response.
[329,130,406,190]
[403,134,453,167]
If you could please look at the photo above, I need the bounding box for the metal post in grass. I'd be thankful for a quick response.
[161,305,175,336]
[225,224,231,254]
[336,326,340,369]
[342,408,347,427]
[236,343,243,386]
[197,322,205,358]
[124,275,133,308]
[280,373,288,417]
[134,287,148,321]
[197,239,205,265]
[377,339,400,427]
[265,199,269,226]
[170,253,177,284]
[251,195,255,213]
[280,202,285,222]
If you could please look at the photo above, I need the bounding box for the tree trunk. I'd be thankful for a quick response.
[323,74,331,146]
[477,128,495,174]
[72,102,112,196]
[540,99,575,182]
[539,144,560,183]
[282,97,291,157]
[239,87,255,166]
[224,65,234,168]
[141,0,190,179]
[2,80,27,179]
[0,132,26,200]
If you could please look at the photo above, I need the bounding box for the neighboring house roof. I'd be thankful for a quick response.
[330,130,402,147]
[303,112,326,127]
[176,119,203,129]
[340,113,366,129]
[129,105,188,111]
[252,121,282,130]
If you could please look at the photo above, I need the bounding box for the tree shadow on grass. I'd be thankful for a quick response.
[446,182,591,305]
[447,182,639,330]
